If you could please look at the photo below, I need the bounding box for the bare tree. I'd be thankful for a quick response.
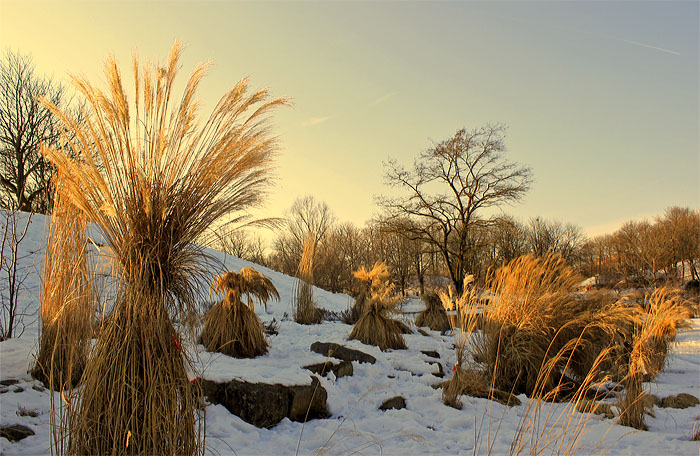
[379,125,532,292]
[269,195,336,278]
[0,50,76,213]
[526,217,586,266]
[0,210,34,339]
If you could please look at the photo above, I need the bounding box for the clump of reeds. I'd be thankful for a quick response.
[618,287,690,430]
[293,236,324,324]
[40,41,286,455]
[199,268,278,358]
[477,253,636,397]
[32,174,95,391]
[415,291,451,332]
[348,262,406,350]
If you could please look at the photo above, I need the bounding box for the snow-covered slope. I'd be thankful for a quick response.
[1,211,699,455]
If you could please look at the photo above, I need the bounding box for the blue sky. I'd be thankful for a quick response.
[1,1,698,237]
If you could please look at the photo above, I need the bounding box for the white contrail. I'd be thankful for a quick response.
[616,37,680,55]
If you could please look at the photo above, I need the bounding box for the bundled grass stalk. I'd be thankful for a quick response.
[33,174,95,392]
[349,262,406,350]
[293,235,323,324]
[415,291,451,332]
[40,41,287,455]
[199,268,278,358]
[618,287,690,430]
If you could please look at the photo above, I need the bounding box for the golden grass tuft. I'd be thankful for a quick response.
[415,292,450,332]
[32,174,95,391]
[199,268,278,358]
[348,262,406,350]
[618,287,691,430]
[40,41,286,455]
[293,235,324,324]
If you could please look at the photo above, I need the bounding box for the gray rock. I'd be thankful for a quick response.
[1,424,34,442]
[379,396,406,411]
[310,342,376,364]
[200,376,328,428]
[421,350,440,359]
[0,379,19,386]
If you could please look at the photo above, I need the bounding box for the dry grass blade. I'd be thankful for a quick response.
[39,41,286,455]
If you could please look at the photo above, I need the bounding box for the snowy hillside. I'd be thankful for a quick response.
[1,211,699,455]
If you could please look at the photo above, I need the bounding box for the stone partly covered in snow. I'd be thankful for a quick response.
[379,396,406,411]
[199,376,328,428]
[420,350,440,359]
[1,424,35,442]
[310,341,376,364]
[303,360,353,379]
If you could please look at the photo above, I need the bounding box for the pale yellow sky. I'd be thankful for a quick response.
[1,1,698,239]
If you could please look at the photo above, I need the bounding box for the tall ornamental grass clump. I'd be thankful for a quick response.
[32,173,95,393]
[40,41,287,455]
[477,253,636,397]
[349,262,408,350]
[199,268,279,358]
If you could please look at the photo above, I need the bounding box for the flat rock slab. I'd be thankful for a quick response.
[0,379,19,387]
[303,360,353,379]
[421,350,440,359]
[310,342,376,364]
[1,424,35,442]
[379,396,406,411]
[200,376,328,428]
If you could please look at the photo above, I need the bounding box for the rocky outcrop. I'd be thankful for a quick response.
[310,342,376,364]
[200,376,328,428]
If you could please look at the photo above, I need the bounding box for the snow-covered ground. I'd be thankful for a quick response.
[1,212,699,455]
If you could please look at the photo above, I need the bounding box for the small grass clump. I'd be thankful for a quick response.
[415,292,450,332]
[293,235,324,325]
[199,268,278,358]
[349,262,407,350]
